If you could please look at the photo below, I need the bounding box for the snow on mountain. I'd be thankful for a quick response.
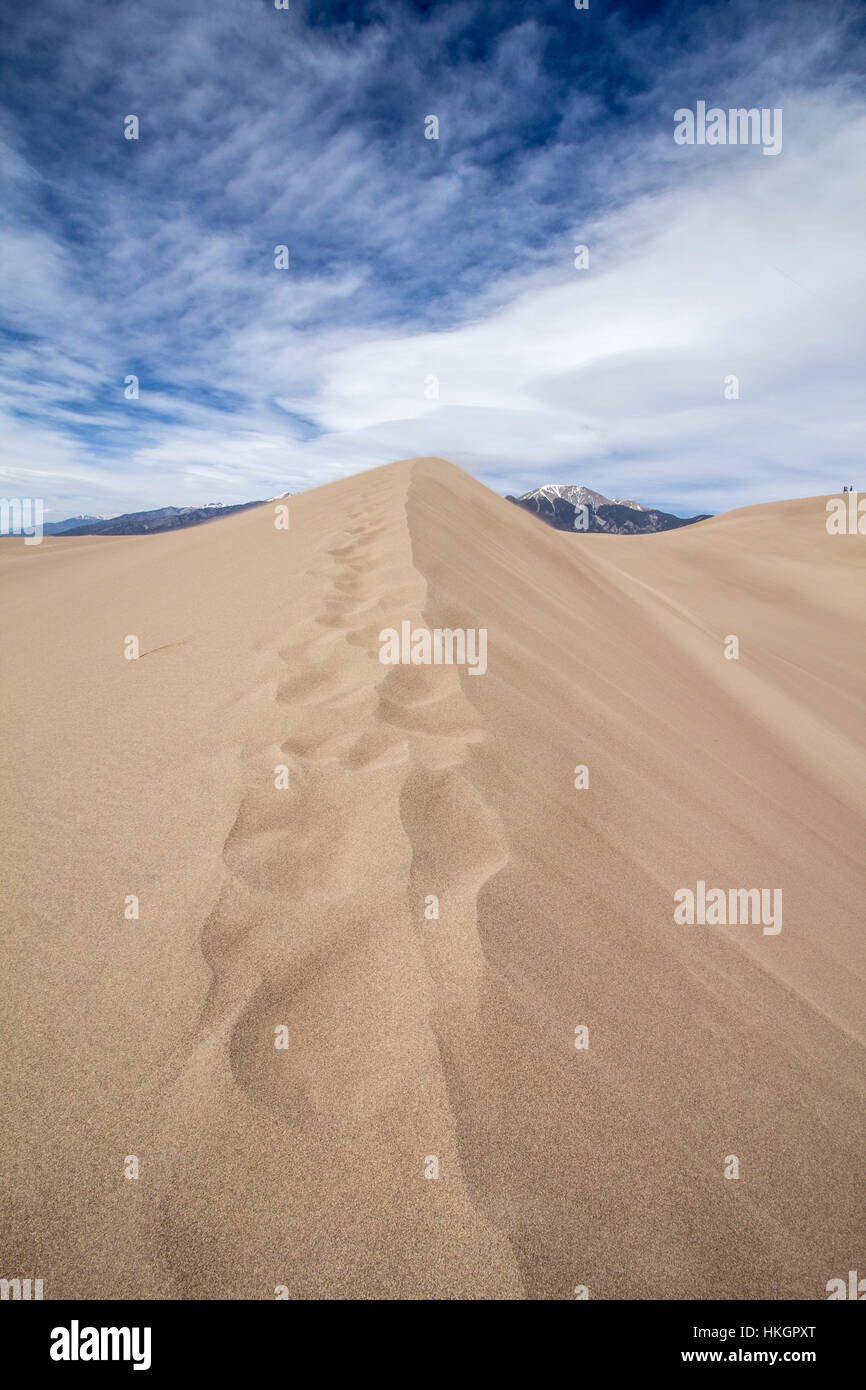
[507,484,710,535]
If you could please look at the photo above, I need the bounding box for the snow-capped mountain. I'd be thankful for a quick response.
[507,484,710,534]
[42,514,106,534]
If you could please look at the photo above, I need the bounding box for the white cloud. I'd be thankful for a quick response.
[0,0,863,516]
[299,102,866,511]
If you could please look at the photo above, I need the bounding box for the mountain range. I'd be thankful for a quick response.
[44,501,268,536]
[42,486,709,538]
[507,484,712,533]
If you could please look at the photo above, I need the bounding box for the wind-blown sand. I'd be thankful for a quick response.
[0,457,863,1299]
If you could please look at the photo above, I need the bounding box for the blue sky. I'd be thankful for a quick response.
[0,0,864,519]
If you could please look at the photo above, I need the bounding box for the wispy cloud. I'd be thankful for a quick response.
[0,0,864,517]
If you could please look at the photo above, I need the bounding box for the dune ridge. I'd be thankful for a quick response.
[145,460,523,1298]
[0,458,862,1299]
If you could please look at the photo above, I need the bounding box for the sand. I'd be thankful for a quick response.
[0,457,863,1300]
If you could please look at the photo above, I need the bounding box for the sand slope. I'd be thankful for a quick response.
[0,458,863,1299]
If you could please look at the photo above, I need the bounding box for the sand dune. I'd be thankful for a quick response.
[1,457,863,1299]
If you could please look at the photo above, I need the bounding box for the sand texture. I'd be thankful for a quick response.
[0,458,863,1299]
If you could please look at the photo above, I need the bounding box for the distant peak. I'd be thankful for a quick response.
[507,484,710,535]
[517,484,646,512]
